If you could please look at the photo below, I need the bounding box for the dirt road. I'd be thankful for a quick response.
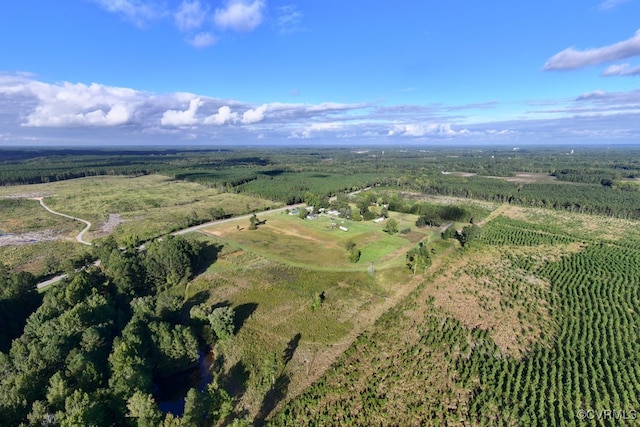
[31,197,92,246]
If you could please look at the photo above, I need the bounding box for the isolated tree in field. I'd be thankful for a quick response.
[349,248,361,263]
[298,208,308,219]
[406,242,431,276]
[456,224,482,247]
[384,218,399,234]
[260,351,282,390]
[345,240,356,251]
[208,306,235,340]
[249,214,258,230]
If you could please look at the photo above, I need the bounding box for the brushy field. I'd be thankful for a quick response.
[0,175,279,272]
[0,198,91,275]
[0,174,279,241]
[185,237,420,421]
[183,209,445,420]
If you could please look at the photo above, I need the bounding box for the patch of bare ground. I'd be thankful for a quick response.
[97,214,124,235]
[1,192,52,199]
[0,229,63,247]
[492,172,558,184]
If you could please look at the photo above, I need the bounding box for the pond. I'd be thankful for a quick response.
[154,350,215,416]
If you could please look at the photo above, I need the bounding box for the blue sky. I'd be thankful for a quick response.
[1,0,640,146]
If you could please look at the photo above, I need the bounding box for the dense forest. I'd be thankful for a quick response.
[0,235,239,426]
[3,146,640,218]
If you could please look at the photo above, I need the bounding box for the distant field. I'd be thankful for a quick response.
[201,211,437,270]
[0,174,279,242]
[0,174,279,273]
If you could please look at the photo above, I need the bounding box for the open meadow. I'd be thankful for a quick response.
[201,210,437,270]
[0,174,279,274]
[182,209,448,418]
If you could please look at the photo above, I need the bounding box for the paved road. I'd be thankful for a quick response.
[172,203,305,236]
[36,203,304,289]
[37,273,69,289]
[35,188,363,289]
[31,197,92,246]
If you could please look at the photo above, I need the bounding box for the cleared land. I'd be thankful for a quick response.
[0,174,279,242]
[201,211,437,271]
[185,209,448,419]
[272,199,640,426]
[0,175,278,273]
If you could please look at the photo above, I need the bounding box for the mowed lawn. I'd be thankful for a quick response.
[202,211,436,270]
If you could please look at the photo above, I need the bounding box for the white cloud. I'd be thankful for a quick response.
[598,0,630,10]
[0,77,141,127]
[160,97,203,127]
[214,0,265,32]
[276,5,303,35]
[388,123,459,137]
[175,0,208,31]
[3,74,640,145]
[601,63,640,76]
[544,29,640,71]
[575,90,608,101]
[90,0,165,27]
[204,106,238,125]
[289,122,343,139]
[187,32,218,48]
[241,104,268,123]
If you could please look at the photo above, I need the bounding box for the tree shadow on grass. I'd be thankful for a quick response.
[233,302,258,334]
[194,242,223,275]
[181,290,211,322]
[283,333,301,365]
[253,374,291,427]
[223,359,251,398]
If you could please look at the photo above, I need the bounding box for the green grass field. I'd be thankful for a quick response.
[201,211,437,271]
[182,210,446,418]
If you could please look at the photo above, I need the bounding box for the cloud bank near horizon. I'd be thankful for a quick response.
[1,74,640,146]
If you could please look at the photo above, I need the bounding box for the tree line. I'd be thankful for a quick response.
[0,234,239,426]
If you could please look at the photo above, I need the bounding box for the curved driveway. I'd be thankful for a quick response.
[32,197,93,246]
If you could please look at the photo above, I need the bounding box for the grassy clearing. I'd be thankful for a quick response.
[201,211,436,271]
[0,175,278,272]
[0,199,79,236]
[184,231,414,419]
